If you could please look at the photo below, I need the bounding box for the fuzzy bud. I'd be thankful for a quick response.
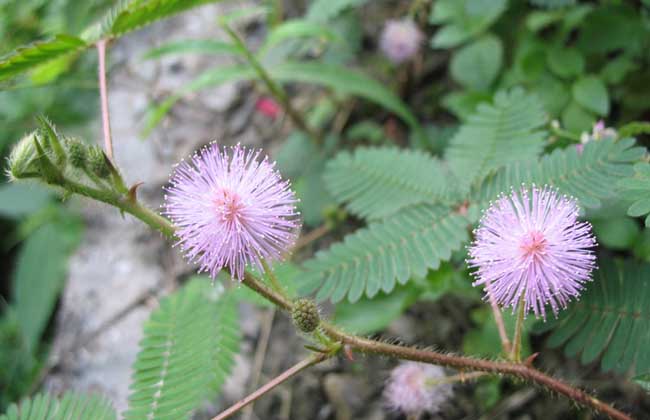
[384,362,453,415]
[65,138,87,169]
[292,298,320,333]
[7,132,41,180]
[87,146,110,178]
[379,19,423,64]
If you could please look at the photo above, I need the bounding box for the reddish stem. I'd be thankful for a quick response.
[97,39,113,160]
[211,354,328,420]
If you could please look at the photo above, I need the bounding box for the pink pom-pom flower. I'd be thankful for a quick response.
[468,185,597,318]
[164,143,300,280]
[384,362,453,415]
[379,18,423,64]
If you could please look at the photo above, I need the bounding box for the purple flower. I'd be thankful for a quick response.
[384,362,452,415]
[164,143,300,280]
[468,186,596,318]
[379,19,423,64]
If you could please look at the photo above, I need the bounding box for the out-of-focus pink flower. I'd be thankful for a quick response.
[468,186,596,319]
[384,362,453,415]
[164,143,300,280]
[379,18,423,64]
[255,97,282,119]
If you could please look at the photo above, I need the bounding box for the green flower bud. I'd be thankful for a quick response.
[7,131,41,180]
[292,298,320,333]
[87,146,110,178]
[65,138,88,169]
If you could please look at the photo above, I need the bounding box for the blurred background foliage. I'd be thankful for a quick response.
[0,0,112,408]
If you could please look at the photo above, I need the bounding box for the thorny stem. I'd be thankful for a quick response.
[211,353,330,420]
[96,39,114,161]
[425,371,488,387]
[511,295,526,362]
[222,24,323,146]
[63,188,633,420]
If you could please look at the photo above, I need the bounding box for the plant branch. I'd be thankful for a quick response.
[96,39,114,160]
[63,185,633,420]
[222,24,322,145]
[211,353,329,420]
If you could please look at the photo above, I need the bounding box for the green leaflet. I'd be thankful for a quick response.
[619,161,650,227]
[537,258,650,377]
[446,88,548,190]
[300,204,470,303]
[324,147,459,220]
[124,279,240,420]
[102,0,226,38]
[0,35,87,83]
[0,392,115,420]
[472,137,644,212]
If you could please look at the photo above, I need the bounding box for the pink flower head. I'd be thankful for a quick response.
[384,362,452,415]
[255,97,281,119]
[379,18,423,64]
[468,185,596,318]
[164,143,300,280]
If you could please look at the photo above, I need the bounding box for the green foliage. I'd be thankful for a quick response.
[619,162,650,227]
[446,88,547,189]
[0,392,116,420]
[450,35,503,91]
[538,258,650,377]
[619,122,650,139]
[324,147,457,219]
[572,76,609,116]
[306,0,369,22]
[124,279,240,420]
[333,284,420,334]
[258,19,339,57]
[473,138,644,210]
[546,47,584,79]
[430,0,507,48]
[101,0,226,38]
[143,40,242,60]
[529,0,576,8]
[11,217,82,352]
[463,308,533,358]
[300,204,470,303]
[0,35,86,83]
[0,184,51,219]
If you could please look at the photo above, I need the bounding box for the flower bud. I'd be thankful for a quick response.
[7,131,41,180]
[65,138,88,169]
[292,298,320,333]
[87,146,110,178]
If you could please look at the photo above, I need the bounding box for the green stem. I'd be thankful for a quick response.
[260,258,284,293]
[60,178,175,239]
[511,294,526,362]
[222,24,322,145]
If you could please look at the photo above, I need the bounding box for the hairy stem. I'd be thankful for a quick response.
[211,353,329,420]
[511,295,526,362]
[63,188,633,420]
[96,39,114,160]
[222,24,322,145]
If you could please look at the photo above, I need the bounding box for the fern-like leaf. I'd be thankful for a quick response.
[446,88,547,190]
[324,147,459,219]
[0,392,115,420]
[0,35,87,83]
[103,0,226,38]
[306,0,369,21]
[618,162,650,227]
[473,138,644,211]
[537,258,650,377]
[301,204,470,303]
[124,279,240,420]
